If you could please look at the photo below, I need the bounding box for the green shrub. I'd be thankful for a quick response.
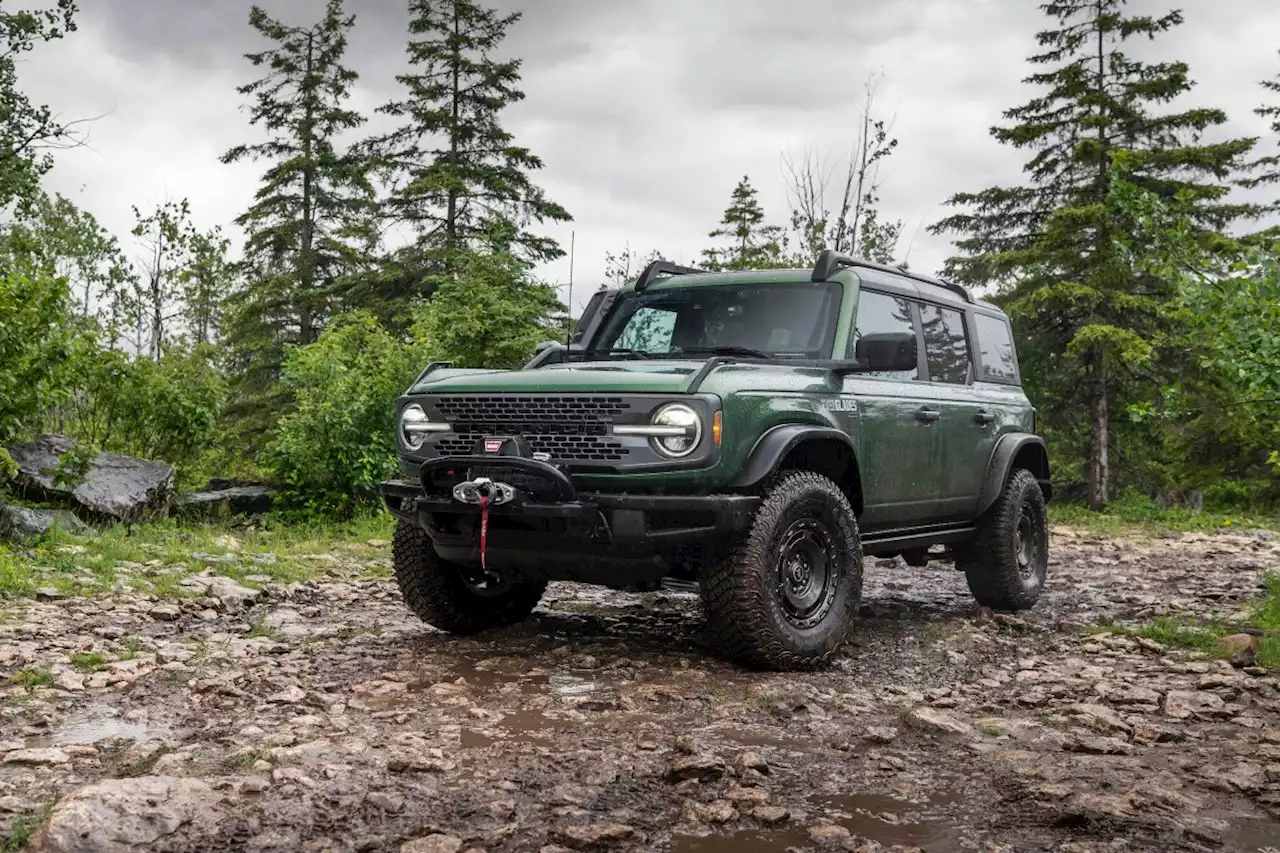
[264,313,421,515]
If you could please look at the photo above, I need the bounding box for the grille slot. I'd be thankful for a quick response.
[429,395,634,463]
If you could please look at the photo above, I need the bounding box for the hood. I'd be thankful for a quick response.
[409,360,707,394]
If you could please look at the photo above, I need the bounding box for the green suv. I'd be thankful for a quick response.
[381,250,1052,670]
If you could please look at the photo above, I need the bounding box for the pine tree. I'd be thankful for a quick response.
[1244,53,1280,207]
[180,226,232,347]
[702,177,786,271]
[220,1,374,446]
[929,1,1258,509]
[370,0,570,295]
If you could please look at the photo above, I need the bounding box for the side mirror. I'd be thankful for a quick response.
[855,332,917,372]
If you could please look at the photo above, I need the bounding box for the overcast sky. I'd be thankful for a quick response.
[18,0,1280,313]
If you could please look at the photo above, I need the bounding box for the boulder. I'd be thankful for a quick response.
[175,486,275,520]
[26,776,222,853]
[7,436,174,522]
[0,502,90,544]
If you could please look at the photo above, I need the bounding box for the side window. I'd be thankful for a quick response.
[851,289,919,380]
[974,314,1018,382]
[615,307,676,352]
[918,302,971,384]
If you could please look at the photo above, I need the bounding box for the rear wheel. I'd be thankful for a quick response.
[392,521,546,634]
[955,468,1048,610]
[700,471,863,670]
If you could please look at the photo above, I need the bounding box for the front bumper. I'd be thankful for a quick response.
[381,456,759,574]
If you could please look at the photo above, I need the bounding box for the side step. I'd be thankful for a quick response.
[860,525,976,557]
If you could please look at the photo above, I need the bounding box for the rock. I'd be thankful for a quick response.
[365,791,404,813]
[0,501,90,544]
[401,836,463,853]
[175,486,275,521]
[752,805,790,824]
[1222,633,1261,668]
[206,577,261,611]
[664,754,726,783]
[7,435,175,522]
[3,748,70,765]
[1164,690,1227,720]
[1068,703,1132,735]
[1064,735,1134,755]
[148,604,181,622]
[387,755,456,774]
[904,707,971,736]
[552,824,635,849]
[863,726,899,744]
[808,823,852,844]
[26,776,218,853]
[53,671,85,692]
[739,750,770,774]
[35,587,66,601]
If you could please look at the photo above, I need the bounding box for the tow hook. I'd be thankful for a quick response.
[452,477,516,506]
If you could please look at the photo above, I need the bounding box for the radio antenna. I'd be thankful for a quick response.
[564,230,575,346]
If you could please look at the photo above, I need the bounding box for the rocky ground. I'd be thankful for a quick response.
[2,526,1279,853]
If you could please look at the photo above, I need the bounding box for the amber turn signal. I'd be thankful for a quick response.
[712,410,722,446]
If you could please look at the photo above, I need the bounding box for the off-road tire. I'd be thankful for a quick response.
[392,521,546,635]
[701,471,863,671]
[955,468,1048,611]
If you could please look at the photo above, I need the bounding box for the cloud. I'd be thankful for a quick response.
[16,0,1280,316]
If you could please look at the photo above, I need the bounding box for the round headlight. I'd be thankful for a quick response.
[400,404,430,450]
[652,403,701,457]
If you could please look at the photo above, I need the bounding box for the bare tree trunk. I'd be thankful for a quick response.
[1087,357,1109,510]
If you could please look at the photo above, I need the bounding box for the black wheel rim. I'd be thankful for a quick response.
[774,515,841,629]
[1014,502,1044,580]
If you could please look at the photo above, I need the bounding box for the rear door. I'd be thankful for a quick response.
[912,300,984,522]
[841,287,940,529]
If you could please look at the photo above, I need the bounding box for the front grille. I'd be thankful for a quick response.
[429,395,634,463]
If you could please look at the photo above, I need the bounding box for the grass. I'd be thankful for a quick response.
[1049,493,1280,539]
[69,651,108,672]
[2,803,53,853]
[1096,575,1280,669]
[8,668,54,691]
[0,510,395,602]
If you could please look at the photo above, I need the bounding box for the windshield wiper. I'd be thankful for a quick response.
[577,347,651,360]
[677,346,773,359]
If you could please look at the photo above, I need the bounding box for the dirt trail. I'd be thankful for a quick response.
[2,527,1279,853]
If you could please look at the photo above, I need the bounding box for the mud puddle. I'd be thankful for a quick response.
[25,703,170,748]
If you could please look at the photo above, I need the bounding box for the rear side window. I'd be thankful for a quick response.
[851,289,919,380]
[918,302,971,384]
[974,314,1019,382]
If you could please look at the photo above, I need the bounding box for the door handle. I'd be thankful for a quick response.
[915,407,940,424]
[974,410,996,425]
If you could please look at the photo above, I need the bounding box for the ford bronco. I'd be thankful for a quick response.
[381,250,1052,670]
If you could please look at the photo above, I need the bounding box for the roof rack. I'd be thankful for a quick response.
[634,260,708,293]
[810,249,971,304]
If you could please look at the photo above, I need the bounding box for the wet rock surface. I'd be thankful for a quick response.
[6,435,175,521]
[1,527,1278,852]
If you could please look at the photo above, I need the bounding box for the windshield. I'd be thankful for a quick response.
[590,281,842,359]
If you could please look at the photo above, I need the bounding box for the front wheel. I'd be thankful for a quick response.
[955,468,1048,610]
[392,521,546,635]
[700,471,863,671]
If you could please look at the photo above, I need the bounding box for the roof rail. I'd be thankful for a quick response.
[634,260,708,293]
[811,249,971,304]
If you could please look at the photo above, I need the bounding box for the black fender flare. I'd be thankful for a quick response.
[729,425,857,490]
[978,433,1051,516]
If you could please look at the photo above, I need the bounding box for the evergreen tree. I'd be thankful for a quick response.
[220,1,374,446]
[180,226,232,347]
[1244,52,1280,209]
[702,177,786,271]
[370,0,570,298]
[929,1,1257,509]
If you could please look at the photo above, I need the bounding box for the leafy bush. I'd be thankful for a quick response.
[0,262,75,477]
[53,341,227,487]
[412,251,565,369]
[264,313,422,515]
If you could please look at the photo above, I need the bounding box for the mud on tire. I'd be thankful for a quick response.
[392,521,546,635]
[700,471,863,671]
[955,467,1048,611]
